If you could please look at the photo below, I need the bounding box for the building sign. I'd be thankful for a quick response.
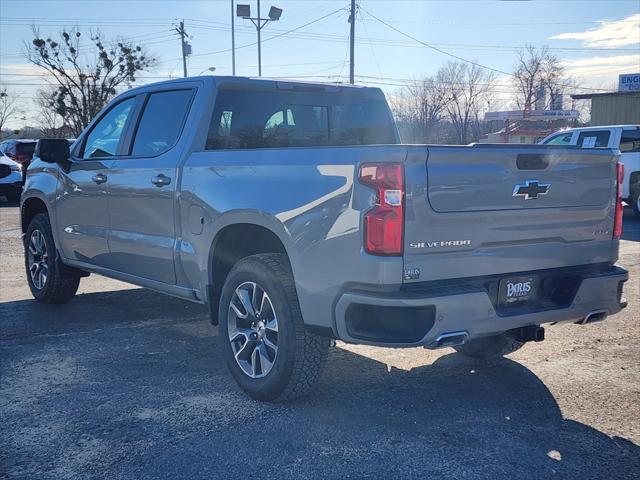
[484,110,579,121]
[619,73,640,92]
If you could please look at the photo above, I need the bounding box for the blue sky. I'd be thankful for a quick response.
[1,0,639,126]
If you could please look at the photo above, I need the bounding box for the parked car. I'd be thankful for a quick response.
[21,76,628,401]
[0,152,22,202]
[0,139,37,171]
[540,125,640,218]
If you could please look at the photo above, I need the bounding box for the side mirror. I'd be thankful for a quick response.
[35,138,70,164]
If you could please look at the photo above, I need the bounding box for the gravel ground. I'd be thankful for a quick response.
[1,203,639,480]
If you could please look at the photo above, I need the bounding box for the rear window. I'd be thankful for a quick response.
[620,129,640,153]
[205,87,397,149]
[577,130,610,148]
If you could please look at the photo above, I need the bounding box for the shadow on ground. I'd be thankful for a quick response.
[1,288,639,479]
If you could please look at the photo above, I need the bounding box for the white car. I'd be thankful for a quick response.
[541,125,640,218]
[0,150,23,202]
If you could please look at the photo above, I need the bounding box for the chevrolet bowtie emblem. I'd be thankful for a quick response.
[512,180,550,200]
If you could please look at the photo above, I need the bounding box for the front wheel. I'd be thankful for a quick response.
[219,253,330,401]
[25,213,80,303]
[453,332,525,359]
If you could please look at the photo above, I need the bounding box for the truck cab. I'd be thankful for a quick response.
[541,125,640,217]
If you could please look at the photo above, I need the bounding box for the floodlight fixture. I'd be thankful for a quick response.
[268,6,282,20]
[236,4,251,18]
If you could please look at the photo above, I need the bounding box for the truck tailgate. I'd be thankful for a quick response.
[402,144,619,283]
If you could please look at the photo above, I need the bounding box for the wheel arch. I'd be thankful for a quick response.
[21,196,50,237]
[206,219,294,325]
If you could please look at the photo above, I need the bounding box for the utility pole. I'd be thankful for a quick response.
[349,0,356,84]
[231,0,236,75]
[175,20,188,78]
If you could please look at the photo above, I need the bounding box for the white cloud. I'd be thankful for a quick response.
[563,54,640,76]
[550,14,640,48]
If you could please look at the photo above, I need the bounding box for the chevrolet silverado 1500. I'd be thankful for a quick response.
[21,76,628,400]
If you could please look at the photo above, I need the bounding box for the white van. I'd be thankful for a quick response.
[541,125,640,218]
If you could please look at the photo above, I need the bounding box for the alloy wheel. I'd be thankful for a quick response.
[28,229,49,290]
[227,281,279,378]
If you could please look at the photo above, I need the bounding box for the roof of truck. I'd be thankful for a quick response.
[558,125,640,131]
[123,75,384,97]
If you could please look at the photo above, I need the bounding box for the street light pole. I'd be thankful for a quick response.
[237,2,282,77]
[231,0,236,75]
[349,0,355,85]
[257,0,262,77]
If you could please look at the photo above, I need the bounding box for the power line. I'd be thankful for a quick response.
[359,6,616,93]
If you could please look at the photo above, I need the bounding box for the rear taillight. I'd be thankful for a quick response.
[613,162,624,238]
[359,163,404,256]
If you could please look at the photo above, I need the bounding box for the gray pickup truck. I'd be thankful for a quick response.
[22,76,628,401]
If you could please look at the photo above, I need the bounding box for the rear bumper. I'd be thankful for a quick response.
[334,265,628,348]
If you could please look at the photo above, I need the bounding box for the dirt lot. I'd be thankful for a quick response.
[1,203,639,480]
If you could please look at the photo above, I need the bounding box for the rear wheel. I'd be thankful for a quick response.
[25,213,80,303]
[219,253,330,401]
[454,332,525,359]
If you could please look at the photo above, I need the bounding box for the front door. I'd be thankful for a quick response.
[107,88,195,285]
[56,96,137,268]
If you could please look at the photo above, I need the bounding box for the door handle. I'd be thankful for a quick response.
[92,173,107,185]
[151,174,171,187]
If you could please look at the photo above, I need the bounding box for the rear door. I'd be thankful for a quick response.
[402,144,618,283]
[106,86,195,284]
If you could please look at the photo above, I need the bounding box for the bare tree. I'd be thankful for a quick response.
[0,88,21,137]
[24,27,157,136]
[513,45,567,111]
[34,88,68,137]
[390,77,450,143]
[436,62,497,144]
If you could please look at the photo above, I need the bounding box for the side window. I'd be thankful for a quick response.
[131,89,194,157]
[543,132,573,145]
[83,97,136,159]
[620,130,640,153]
[577,130,610,148]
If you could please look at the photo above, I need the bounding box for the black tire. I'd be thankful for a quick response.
[631,192,640,220]
[25,213,80,303]
[453,332,525,359]
[219,253,330,401]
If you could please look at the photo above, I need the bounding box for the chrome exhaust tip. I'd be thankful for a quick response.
[576,309,609,325]
[430,331,469,349]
